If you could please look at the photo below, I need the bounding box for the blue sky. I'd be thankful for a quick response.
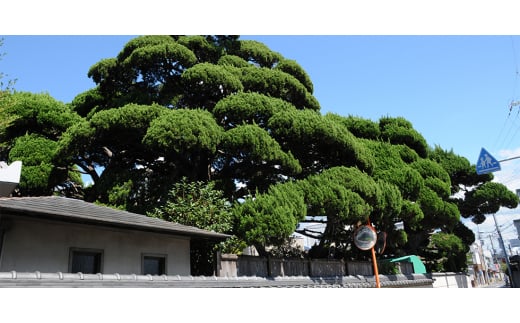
[2,34,520,249]
[3,35,519,163]
[3,1,520,254]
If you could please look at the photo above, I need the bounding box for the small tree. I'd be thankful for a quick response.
[148,177,241,275]
[424,232,467,272]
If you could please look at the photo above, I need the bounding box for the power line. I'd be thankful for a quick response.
[492,37,520,153]
[487,37,520,200]
[502,116,520,150]
[492,111,513,149]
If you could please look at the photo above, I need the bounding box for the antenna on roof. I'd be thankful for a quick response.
[0,161,22,197]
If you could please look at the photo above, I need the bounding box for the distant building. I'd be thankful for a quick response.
[0,161,22,197]
[468,240,501,285]
[514,219,520,240]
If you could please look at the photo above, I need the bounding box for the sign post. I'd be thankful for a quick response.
[354,219,380,288]
[476,148,501,175]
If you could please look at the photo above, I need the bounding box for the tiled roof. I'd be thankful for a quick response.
[0,196,230,240]
[0,271,435,288]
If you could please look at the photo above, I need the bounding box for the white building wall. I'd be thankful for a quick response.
[431,272,472,288]
[0,216,191,275]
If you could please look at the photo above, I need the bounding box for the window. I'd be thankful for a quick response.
[142,254,166,275]
[69,248,103,274]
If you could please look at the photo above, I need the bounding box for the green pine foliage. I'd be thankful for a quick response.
[2,35,519,272]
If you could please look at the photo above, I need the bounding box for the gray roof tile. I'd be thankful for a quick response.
[0,271,435,288]
[0,196,230,240]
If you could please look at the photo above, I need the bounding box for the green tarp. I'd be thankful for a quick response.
[387,255,427,274]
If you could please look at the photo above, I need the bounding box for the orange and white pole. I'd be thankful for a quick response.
[368,219,381,288]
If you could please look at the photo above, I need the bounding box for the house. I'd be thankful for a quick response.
[0,161,22,197]
[0,196,229,276]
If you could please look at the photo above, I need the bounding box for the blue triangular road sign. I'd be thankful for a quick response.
[476,147,501,175]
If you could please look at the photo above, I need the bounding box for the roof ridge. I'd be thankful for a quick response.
[0,196,230,239]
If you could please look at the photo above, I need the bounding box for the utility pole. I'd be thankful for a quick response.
[476,228,488,285]
[492,213,515,288]
[488,234,502,281]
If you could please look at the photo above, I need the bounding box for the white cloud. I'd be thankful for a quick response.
[497,147,520,159]
[493,149,520,193]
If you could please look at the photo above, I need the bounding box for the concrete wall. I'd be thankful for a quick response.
[430,272,472,288]
[221,256,414,278]
[0,215,191,275]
